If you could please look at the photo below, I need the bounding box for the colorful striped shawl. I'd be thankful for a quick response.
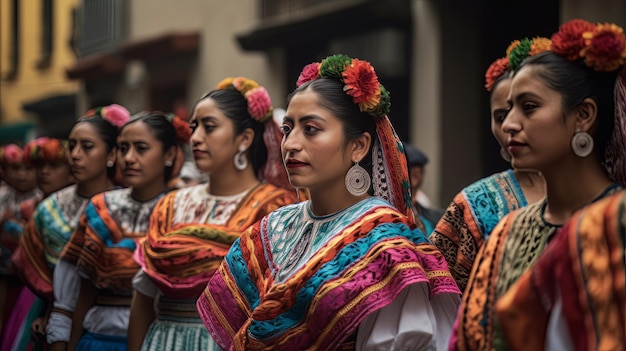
[61,188,163,294]
[12,186,85,301]
[198,198,460,351]
[135,182,299,299]
[429,169,526,291]
[450,184,623,351]
[496,190,626,351]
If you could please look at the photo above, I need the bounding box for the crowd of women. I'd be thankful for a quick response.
[0,17,624,350]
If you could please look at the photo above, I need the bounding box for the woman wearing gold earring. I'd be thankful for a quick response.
[128,77,299,351]
[197,55,461,351]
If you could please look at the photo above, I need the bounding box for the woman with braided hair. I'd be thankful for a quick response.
[128,77,299,351]
[450,19,626,351]
[197,55,461,351]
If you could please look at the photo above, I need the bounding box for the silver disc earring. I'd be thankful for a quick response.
[571,128,594,157]
[234,145,248,170]
[345,162,371,196]
[106,160,114,168]
[500,147,512,162]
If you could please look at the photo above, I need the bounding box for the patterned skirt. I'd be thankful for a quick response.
[140,316,217,351]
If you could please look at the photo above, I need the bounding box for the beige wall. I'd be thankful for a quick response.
[0,0,79,122]
[561,0,626,27]
[123,0,285,112]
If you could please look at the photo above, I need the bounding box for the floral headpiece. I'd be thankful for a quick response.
[296,54,391,118]
[485,37,552,92]
[551,19,626,72]
[0,144,24,165]
[80,103,131,128]
[216,77,273,123]
[164,113,192,144]
[24,137,68,165]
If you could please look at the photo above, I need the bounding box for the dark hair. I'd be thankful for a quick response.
[193,89,267,175]
[120,112,179,182]
[73,115,119,179]
[518,51,617,159]
[490,71,512,100]
[287,78,377,185]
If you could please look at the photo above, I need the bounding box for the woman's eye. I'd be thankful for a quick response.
[190,122,198,132]
[522,102,538,112]
[68,142,76,151]
[82,143,93,150]
[279,125,292,135]
[203,124,215,132]
[136,145,148,153]
[303,125,320,135]
[119,145,128,154]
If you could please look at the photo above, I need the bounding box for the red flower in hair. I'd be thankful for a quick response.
[485,57,510,91]
[551,19,596,61]
[581,23,626,72]
[296,62,320,87]
[342,59,381,112]
[171,116,191,143]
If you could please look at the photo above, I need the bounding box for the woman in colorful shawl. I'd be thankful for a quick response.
[197,55,461,351]
[429,38,549,292]
[0,144,42,344]
[45,105,130,351]
[7,137,75,351]
[450,19,626,351]
[60,112,189,351]
[496,189,626,351]
[129,77,299,351]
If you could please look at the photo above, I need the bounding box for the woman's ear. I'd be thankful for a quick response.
[107,147,117,166]
[351,132,372,163]
[237,128,255,150]
[164,145,177,165]
[576,97,598,133]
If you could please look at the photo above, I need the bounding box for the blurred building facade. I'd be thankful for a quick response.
[4,0,623,204]
[0,0,80,142]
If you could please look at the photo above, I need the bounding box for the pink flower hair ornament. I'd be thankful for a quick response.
[0,144,24,165]
[216,77,273,123]
[80,104,131,128]
[296,55,391,118]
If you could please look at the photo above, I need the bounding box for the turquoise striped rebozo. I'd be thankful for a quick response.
[198,198,460,351]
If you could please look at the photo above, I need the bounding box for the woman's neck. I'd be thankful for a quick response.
[308,180,369,216]
[76,175,115,198]
[541,158,613,225]
[207,167,260,196]
[130,181,168,202]
[513,169,546,204]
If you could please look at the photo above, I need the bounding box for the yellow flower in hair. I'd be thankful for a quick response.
[506,40,521,57]
[216,77,235,90]
[529,37,552,55]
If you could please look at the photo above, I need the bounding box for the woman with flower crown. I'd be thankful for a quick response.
[5,137,74,351]
[197,55,461,351]
[58,112,191,351]
[429,38,549,292]
[128,77,299,351]
[42,105,130,351]
[450,19,626,351]
[0,144,42,347]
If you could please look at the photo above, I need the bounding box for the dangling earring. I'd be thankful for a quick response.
[164,160,173,167]
[571,128,594,157]
[106,160,114,168]
[345,162,371,196]
[500,147,512,162]
[233,145,248,170]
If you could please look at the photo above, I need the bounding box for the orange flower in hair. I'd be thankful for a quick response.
[166,114,192,144]
[551,19,596,60]
[581,23,626,72]
[506,40,521,58]
[485,57,510,92]
[342,59,382,112]
[529,37,552,56]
